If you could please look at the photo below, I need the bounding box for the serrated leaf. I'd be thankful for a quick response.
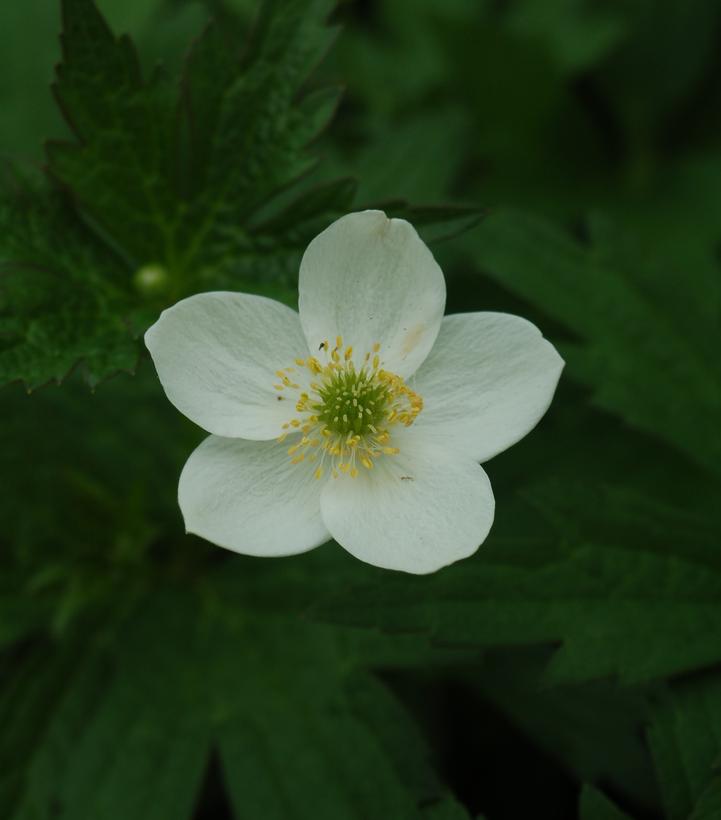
[465,208,721,477]
[312,477,721,685]
[48,0,339,280]
[0,176,140,389]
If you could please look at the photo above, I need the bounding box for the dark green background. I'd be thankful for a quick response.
[2,1,721,818]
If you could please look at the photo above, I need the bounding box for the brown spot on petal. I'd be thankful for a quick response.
[401,323,425,358]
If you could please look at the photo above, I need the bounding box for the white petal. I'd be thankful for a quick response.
[412,312,564,463]
[320,428,494,574]
[145,292,310,439]
[179,435,329,557]
[298,211,446,377]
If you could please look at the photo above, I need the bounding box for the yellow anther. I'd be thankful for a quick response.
[314,467,324,480]
[276,335,423,474]
[350,468,359,478]
[277,432,288,443]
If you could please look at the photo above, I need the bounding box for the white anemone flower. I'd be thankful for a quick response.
[145,211,563,574]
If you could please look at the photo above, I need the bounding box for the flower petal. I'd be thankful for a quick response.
[320,428,494,574]
[145,292,310,439]
[179,435,330,557]
[412,312,564,463]
[298,211,446,377]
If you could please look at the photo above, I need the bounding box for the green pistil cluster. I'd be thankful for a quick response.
[315,369,389,436]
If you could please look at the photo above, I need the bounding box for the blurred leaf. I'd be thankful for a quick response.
[468,649,656,808]
[647,672,721,820]
[0,361,198,641]
[466,208,721,477]
[2,579,466,819]
[0,1,66,160]
[598,0,721,137]
[380,203,484,245]
[506,0,626,73]
[578,785,634,820]
[690,778,721,820]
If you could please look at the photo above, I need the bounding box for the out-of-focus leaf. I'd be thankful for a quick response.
[465,208,721,477]
[506,0,626,73]
[598,0,721,135]
[468,649,656,808]
[690,778,721,820]
[380,203,484,245]
[647,672,721,820]
[578,785,634,820]
[2,579,466,819]
[0,360,197,638]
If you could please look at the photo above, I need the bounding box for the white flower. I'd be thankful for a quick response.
[145,211,563,574]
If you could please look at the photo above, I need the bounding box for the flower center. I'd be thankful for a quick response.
[274,337,423,479]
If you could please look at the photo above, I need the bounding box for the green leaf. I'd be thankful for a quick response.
[1,626,209,820]
[690,777,721,820]
[468,649,655,807]
[3,577,465,819]
[597,0,721,132]
[48,0,339,281]
[466,208,721,477]
[578,785,634,820]
[313,474,721,684]
[379,203,485,245]
[506,0,626,74]
[0,175,140,389]
[647,672,721,820]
